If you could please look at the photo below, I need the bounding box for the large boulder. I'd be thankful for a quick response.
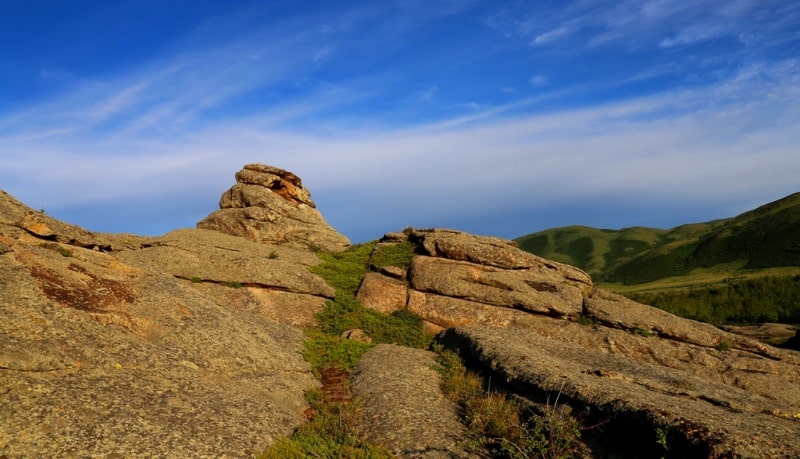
[197,163,350,252]
[0,190,321,457]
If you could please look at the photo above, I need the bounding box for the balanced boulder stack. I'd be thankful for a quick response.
[197,163,350,252]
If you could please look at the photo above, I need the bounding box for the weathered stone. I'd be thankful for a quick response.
[0,190,320,458]
[197,164,349,252]
[407,291,525,329]
[411,228,592,296]
[584,289,780,358]
[0,191,114,252]
[408,255,584,318]
[381,231,408,242]
[357,272,407,314]
[440,325,800,458]
[351,344,479,458]
[117,228,335,299]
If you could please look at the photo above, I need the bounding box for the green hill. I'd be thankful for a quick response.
[516,193,800,328]
[516,192,800,285]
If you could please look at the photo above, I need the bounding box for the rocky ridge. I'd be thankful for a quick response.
[2,164,800,458]
[356,228,800,457]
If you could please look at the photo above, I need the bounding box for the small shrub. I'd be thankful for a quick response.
[576,315,595,326]
[303,330,372,375]
[310,242,376,295]
[57,247,73,257]
[226,281,242,289]
[268,251,279,259]
[190,276,203,283]
[630,328,656,337]
[716,340,731,351]
[437,349,583,459]
[258,388,392,459]
[467,393,521,439]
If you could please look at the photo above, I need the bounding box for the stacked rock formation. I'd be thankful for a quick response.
[197,163,350,252]
[355,228,800,457]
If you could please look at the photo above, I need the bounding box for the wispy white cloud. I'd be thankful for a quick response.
[658,23,725,48]
[530,25,573,45]
[529,75,548,87]
[2,58,797,236]
[1,1,798,239]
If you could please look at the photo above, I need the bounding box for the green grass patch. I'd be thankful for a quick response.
[370,240,416,270]
[309,241,432,356]
[310,242,376,295]
[263,241,433,456]
[303,329,372,375]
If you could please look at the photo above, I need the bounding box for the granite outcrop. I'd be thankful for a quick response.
[356,228,800,457]
[0,190,325,457]
[3,163,800,458]
[196,163,350,253]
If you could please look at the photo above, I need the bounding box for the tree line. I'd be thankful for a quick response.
[626,275,800,325]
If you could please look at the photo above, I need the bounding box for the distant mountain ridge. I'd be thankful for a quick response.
[515,192,800,285]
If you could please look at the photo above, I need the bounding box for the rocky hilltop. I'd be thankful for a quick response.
[2,164,799,458]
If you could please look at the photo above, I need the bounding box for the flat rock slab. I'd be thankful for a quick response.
[350,344,480,458]
[440,325,800,458]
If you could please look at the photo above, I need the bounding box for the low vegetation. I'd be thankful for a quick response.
[260,242,431,457]
[260,387,392,459]
[436,348,584,459]
[369,240,416,270]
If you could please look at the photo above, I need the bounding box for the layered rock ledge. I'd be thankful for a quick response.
[355,228,800,457]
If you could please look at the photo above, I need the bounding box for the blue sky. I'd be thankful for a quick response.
[1,0,798,243]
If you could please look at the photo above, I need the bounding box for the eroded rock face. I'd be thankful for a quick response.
[0,190,322,457]
[197,163,350,252]
[355,227,800,456]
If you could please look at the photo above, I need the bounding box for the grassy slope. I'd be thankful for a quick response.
[515,192,800,287]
